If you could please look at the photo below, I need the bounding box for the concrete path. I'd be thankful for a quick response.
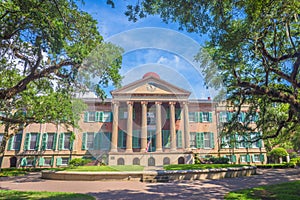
[0,168,300,200]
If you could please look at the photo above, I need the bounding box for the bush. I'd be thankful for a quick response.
[69,158,91,167]
[268,148,288,157]
[290,157,300,167]
[256,162,295,169]
[208,157,229,164]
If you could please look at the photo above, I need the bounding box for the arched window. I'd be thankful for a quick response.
[117,157,125,165]
[178,157,185,164]
[163,157,170,165]
[148,157,155,166]
[133,158,140,165]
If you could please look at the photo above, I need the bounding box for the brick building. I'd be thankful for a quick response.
[0,72,266,168]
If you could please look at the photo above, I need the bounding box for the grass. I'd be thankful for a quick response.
[163,164,249,170]
[225,181,300,200]
[66,165,144,172]
[0,167,65,177]
[0,190,95,200]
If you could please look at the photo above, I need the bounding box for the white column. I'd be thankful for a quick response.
[169,102,176,151]
[155,101,162,152]
[126,101,133,152]
[110,101,119,152]
[183,102,190,150]
[141,101,148,152]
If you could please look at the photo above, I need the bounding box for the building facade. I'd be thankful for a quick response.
[0,72,266,168]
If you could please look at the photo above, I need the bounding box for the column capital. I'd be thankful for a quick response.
[141,101,148,105]
[155,101,162,105]
[182,101,189,105]
[169,101,176,105]
[112,101,120,106]
[127,101,134,105]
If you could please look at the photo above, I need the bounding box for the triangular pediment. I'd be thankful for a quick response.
[111,75,191,97]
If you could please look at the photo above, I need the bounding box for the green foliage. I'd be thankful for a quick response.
[207,157,229,164]
[127,0,300,143]
[290,157,300,167]
[256,163,295,169]
[69,158,91,167]
[164,164,249,171]
[268,148,289,157]
[0,190,95,200]
[225,181,300,200]
[66,165,144,172]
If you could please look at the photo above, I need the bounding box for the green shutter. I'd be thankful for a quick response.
[84,112,88,122]
[118,130,124,148]
[132,108,135,120]
[82,132,87,150]
[252,154,255,162]
[132,130,140,148]
[231,155,236,162]
[175,109,181,119]
[162,130,170,148]
[241,112,246,122]
[38,157,45,166]
[210,132,214,148]
[166,108,170,119]
[208,112,213,122]
[255,113,259,122]
[196,132,203,148]
[7,135,13,150]
[56,157,62,166]
[35,133,41,150]
[235,134,240,148]
[53,133,57,150]
[194,112,198,122]
[246,154,251,162]
[16,134,22,151]
[58,133,64,150]
[50,156,54,167]
[199,112,203,122]
[219,112,224,122]
[20,157,27,167]
[176,130,182,148]
[24,133,30,151]
[257,132,262,148]
[227,112,232,121]
[260,154,265,162]
[109,112,113,122]
[41,133,48,150]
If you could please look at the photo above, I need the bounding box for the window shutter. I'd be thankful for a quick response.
[219,112,224,122]
[84,112,88,122]
[194,112,199,122]
[41,133,48,150]
[252,154,255,162]
[100,112,104,122]
[50,156,54,166]
[94,132,100,150]
[196,132,202,148]
[82,132,87,150]
[176,130,182,148]
[38,157,45,166]
[132,130,140,148]
[109,112,113,122]
[241,112,246,122]
[35,133,41,150]
[162,130,170,148]
[257,132,262,148]
[246,154,251,162]
[231,155,236,162]
[166,108,170,119]
[208,112,213,122]
[52,133,57,150]
[24,133,30,151]
[235,134,240,148]
[58,133,64,150]
[132,108,135,120]
[7,135,13,150]
[255,113,259,122]
[199,112,203,122]
[175,109,181,119]
[20,157,27,167]
[56,157,62,166]
[260,154,265,162]
[118,130,124,148]
[210,132,214,148]
[227,112,232,121]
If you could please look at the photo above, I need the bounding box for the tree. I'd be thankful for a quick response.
[0,0,123,167]
[125,0,300,141]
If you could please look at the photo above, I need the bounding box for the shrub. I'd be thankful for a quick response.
[290,157,300,167]
[268,148,288,157]
[209,157,229,164]
[256,163,295,169]
[194,154,201,164]
[69,158,91,167]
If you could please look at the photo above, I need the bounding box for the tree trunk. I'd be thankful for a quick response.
[0,123,10,171]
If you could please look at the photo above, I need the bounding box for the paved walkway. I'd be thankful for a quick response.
[0,168,300,200]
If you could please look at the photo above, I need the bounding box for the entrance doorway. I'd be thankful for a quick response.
[10,156,17,168]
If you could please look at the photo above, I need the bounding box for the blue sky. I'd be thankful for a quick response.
[80,0,217,99]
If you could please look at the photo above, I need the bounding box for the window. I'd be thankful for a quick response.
[221,136,230,148]
[44,157,52,166]
[252,154,261,162]
[87,132,94,149]
[24,133,40,150]
[147,112,155,125]
[190,132,214,149]
[88,112,96,122]
[58,133,72,150]
[103,111,112,122]
[41,133,57,150]
[219,112,227,122]
[62,157,69,165]
[189,112,212,122]
[250,132,262,148]
[132,130,141,148]
[240,154,250,163]
[118,130,126,148]
[26,157,35,166]
[189,112,196,122]
[46,133,55,150]
[7,133,22,150]
[202,112,209,122]
[176,130,182,148]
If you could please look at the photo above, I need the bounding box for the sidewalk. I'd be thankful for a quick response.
[0,168,299,200]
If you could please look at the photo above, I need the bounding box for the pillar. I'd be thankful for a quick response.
[183,102,190,150]
[111,101,119,152]
[141,101,148,152]
[169,102,176,151]
[155,102,162,152]
[126,101,133,152]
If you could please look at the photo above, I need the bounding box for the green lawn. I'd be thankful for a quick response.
[225,181,300,200]
[0,190,95,200]
[66,165,144,172]
[0,167,65,177]
[163,164,249,170]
